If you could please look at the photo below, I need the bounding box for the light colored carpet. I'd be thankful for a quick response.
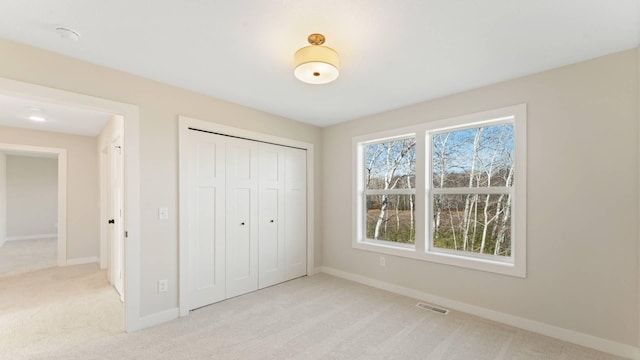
[2,271,625,360]
[0,263,123,359]
[0,237,57,277]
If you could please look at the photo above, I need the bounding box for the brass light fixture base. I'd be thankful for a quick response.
[307,33,326,46]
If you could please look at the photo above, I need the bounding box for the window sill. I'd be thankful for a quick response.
[353,240,526,278]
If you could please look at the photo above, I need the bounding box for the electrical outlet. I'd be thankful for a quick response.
[158,279,168,293]
[380,256,386,267]
[158,207,169,220]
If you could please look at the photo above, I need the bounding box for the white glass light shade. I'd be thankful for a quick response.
[28,115,46,122]
[294,45,340,84]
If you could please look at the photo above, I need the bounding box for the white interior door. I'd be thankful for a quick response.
[187,131,226,310]
[258,143,285,289]
[284,148,307,280]
[109,136,125,300]
[225,138,258,298]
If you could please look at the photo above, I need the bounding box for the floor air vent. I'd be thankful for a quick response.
[416,302,449,315]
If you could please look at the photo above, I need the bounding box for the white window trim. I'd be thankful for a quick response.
[353,104,527,278]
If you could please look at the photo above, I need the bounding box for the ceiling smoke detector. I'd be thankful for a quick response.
[56,27,81,41]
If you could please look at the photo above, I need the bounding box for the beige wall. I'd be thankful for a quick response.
[0,37,323,316]
[6,155,57,237]
[0,126,99,259]
[322,49,639,346]
[0,152,5,245]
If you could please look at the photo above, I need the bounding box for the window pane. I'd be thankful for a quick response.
[365,138,416,190]
[366,194,415,244]
[432,124,513,188]
[432,193,511,256]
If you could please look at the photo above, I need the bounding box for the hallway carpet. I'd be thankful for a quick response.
[0,237,56,278]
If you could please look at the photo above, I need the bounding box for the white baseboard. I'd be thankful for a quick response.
[318,266,639,360]
[6,233,57,241]
[63,256,98,266]
[138,308,179,330]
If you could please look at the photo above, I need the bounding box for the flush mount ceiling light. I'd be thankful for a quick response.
[28,115,46,122]
[55,27,81,41]
[294,33,339,85]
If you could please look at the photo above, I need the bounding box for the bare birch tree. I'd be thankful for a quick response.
[366,138,416,241]
[432,133,450,234]
[461,128,483,251]
[431,123,514,256]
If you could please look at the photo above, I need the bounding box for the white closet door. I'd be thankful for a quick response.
[284,148,307,280]
[258,143,285,289]
[187,131,226,310]
[225,138,259,298]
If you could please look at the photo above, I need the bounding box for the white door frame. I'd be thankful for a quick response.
[0,77,142,332]
[0,144,67,266]
[178,115,315,317]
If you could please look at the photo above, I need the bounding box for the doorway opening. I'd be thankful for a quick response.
[0,143,65,271]
[0,147,64,275]
[0,77,141,331]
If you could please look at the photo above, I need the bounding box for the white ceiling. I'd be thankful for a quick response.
[0,0,638,127]
[0,94,112,136]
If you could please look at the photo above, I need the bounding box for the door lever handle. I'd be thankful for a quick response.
[108,219,115,224]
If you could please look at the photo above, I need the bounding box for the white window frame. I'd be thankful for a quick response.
[353,104,527,277]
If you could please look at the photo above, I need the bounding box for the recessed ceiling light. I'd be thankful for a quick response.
[29,115,46,122]
[56,27,81,41]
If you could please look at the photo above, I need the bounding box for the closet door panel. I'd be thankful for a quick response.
[185,130,308,309]
[187,132,226,310]
[227,189,251,278]
[225,139,259,298]
[195,187,216,288]
[284,148,307,280]
[258,144,285,288]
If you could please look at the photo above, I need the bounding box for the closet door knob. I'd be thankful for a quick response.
[270,220,274,223]
[240,222,245,226]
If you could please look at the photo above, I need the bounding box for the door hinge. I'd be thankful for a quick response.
[125,231,128,238]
